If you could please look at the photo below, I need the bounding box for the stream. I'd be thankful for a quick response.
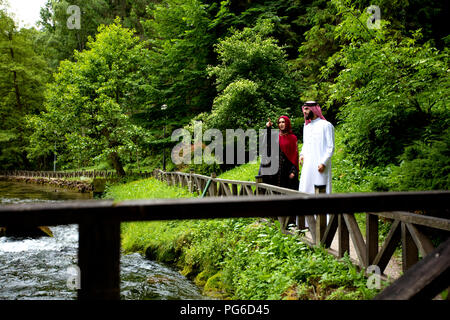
[0,181,207,300]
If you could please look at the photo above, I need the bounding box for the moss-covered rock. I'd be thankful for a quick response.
[194,268,217,287]
[203,272,229,299]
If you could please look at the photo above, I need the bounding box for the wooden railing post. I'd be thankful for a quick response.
[78,219,121,300]
[189,169,193,193]
[401,222,418,272]
[210,172,217,196]
[255,175,262,196]
[338,214,349,258]
[231,184,238,196]
[315,187,327,246]
[366,213,379,265]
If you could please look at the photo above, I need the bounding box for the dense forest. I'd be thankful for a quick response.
[0,0,448,191]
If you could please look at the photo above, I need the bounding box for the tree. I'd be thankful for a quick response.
[38,0,114,68]
[29,19,155,175]
[0,9,50,169]
[142,0,216,120]
[323,1,449,167]
[205,20,299,131]
[292,0,340,122]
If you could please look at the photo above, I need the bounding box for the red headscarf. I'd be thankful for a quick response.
[302,101,326,125]
[278,116,299,170]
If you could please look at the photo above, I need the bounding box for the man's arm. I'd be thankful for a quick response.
[319,122,335,169]
[299,125,305,166]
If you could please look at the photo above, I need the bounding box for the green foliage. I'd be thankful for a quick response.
[112,176,382,300]
[38,0,112,67]
[292,0,339,105]
[37,0,153,68]
[142,0,215,119]
[104,177,194,202]
[391,127,450,191]
[217,159,260,181]
[205,20,299,131]
[29,19,155,174]
[324,1,449,167]
[0,9,51,169]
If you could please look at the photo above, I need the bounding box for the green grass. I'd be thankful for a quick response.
[104,177,194,201]
[103,177,196,256]
[217,159,260,181]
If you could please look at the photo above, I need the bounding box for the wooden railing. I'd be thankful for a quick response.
[0,169,152,179]
[153,170,450,274]
[0,169,448,300]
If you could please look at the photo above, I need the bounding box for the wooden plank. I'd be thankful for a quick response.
[373,220,401,273]
[405,223,435,258]
[306,216,317,243]
[402,222,418,272]
[231,184,238,196]
[373,211,450,231]
[278,216,289,233]
[209,180,218,197]
[220,182,226,196]
[215,178,256,186]
[0,193,449,226]
[78,219,120,300]
[243,185,253,196]
[221,183,232,196]
[216,182,223,196]
[343,214,367,267]
[321,214,338,248]
[257,183,304,195]
[194,176,202,192]
[316,214,327,246]
[296,215,306,230]
[338,214,349,258]
[374,237,450,300]
[366,213,379,265]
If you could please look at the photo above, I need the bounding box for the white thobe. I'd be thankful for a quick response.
[299,118,335,194]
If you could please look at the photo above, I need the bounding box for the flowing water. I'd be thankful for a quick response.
[0,181,206,300]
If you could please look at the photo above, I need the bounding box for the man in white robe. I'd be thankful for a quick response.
[299,102,335,194]
[297,101,335,235]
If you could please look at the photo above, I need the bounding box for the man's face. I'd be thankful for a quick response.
[303,107,314,120]
[278,118,286,131]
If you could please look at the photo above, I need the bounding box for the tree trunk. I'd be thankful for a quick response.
[109,152,125,176]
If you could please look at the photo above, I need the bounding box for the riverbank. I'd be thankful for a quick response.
[105,177,384,300]
[0,176,93,193]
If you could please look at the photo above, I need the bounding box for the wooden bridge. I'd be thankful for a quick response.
[0,169,449,300]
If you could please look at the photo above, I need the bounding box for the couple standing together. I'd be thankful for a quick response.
[260,101,335,196]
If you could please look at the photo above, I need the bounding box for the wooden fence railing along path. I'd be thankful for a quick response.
[154,169,450,298]
[154,169,449,271]
[0,169,152,179]
[0,169,448,300]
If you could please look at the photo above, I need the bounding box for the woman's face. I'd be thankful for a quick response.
[278,118,286,131]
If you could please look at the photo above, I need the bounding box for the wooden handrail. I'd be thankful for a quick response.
[374,237,450,300]
[153,170,450,292]
[0,169,152,179]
